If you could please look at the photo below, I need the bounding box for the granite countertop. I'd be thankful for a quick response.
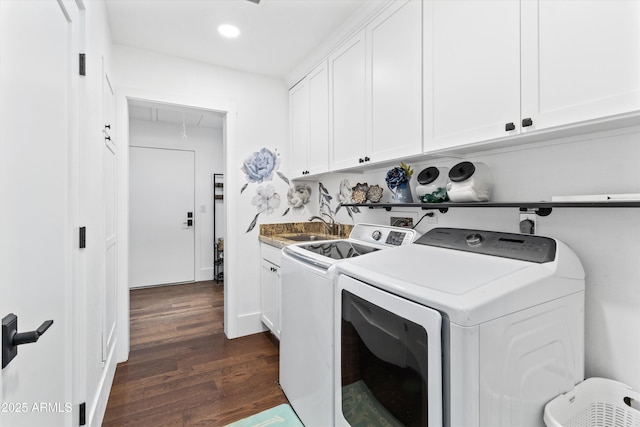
[258,222,353,249]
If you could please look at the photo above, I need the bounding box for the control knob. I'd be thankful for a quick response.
[371,230,382,241]
[466,233,483,246]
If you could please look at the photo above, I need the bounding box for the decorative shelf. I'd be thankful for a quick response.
[213,173,224,283]
[341,200,640,216]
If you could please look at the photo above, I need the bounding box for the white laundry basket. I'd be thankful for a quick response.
[544,378,640,427]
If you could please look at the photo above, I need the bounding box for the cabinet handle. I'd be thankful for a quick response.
[505,122,516,131]
[522,118,533,127]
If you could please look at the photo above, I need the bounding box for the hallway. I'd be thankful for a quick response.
[103,281,287,426]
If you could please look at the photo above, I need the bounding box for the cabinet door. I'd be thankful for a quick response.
[307,60,330,175]
[260,259,280,338]
[424,0,521,151]
[367,0,422,163]
[329,29,367,170]
[521,0,640,131]
[289,78,309,178]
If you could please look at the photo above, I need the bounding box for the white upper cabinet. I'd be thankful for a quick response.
[521,0,640,132]
[292,0,639,172]
[424,0,640,152]
[423,0,521,151]
[366,0,423,164]
[307,61,330,175]
[289,60,329,178]
[329,1,422,171]
[329,30,367,171]
[290,76,310,177]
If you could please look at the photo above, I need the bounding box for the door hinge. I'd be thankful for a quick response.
[79,53,86,76]
[79,227,86,249]
[79,402,86,425]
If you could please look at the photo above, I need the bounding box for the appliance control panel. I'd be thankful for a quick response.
[350,224,418,247]
[416,227,556,263]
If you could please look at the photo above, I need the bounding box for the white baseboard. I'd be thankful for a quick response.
[89,338,118,427]
[197,267,214,282]
[232,311,268,339]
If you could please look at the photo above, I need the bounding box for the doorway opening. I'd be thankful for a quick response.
[116,93,238,364]
[128,99,225,289]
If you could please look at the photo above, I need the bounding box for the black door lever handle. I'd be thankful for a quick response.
[13,320,53,346]
[2,314,54,369]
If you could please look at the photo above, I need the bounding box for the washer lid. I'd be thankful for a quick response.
[336,238,584,326]
[340,244,531,296]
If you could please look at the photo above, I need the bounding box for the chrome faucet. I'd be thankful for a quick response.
[308,215,337,235]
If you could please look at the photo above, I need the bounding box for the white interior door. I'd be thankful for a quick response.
[0,0,76,425]
[129,147,196,288]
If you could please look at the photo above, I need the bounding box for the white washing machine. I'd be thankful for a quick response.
[280,224,418,427]
[334,227,585,427]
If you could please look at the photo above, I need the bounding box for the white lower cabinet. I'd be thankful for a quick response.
[260,244,281,338]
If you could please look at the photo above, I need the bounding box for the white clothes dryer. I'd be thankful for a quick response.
[334,227,585,427]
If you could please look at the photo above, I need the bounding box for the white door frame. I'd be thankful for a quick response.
[114,88,239,361]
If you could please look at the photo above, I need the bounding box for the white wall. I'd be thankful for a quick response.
[113,45,291,338]
[312,125,640,390]
[128,119,223,282]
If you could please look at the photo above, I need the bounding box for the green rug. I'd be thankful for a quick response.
[224,404,303,427]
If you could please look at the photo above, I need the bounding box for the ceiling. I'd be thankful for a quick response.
[104,0,368,79]
[108,0,372,129]
[128,99,224,129]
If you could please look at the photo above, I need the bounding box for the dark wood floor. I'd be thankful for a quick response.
[103,281,288,426]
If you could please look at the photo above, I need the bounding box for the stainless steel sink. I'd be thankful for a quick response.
[285,234,331,242]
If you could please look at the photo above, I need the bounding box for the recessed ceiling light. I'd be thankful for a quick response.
[218,24,240,38]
